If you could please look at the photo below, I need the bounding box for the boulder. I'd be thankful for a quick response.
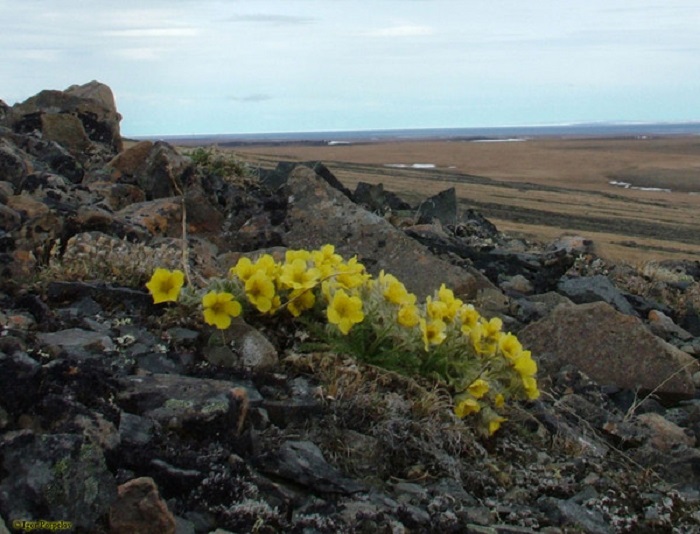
[10,80,122,156]
[519,301,698,400]
[282,166,489,299]
[416,187,457,226]
[108,141,194,200]
[109,477,176,534]
[557,275,638,316]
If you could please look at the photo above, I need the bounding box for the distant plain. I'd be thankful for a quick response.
[225,136,700,264]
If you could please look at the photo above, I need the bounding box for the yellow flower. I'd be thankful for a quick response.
[454,397,481,418]
[279,258,320,291]
[311,244,342,267]
[397,303,421,328]
[202,291,242,330]
[522,375,540,400]
[487,415,507,436]
[469,323,496,356]
[245,270,276,313]
[459,304,480,332]
[468,378,490,399]
[287,289,316,317]
[382,273,415,306]
[482,316,503,337]
[335,257,368,289]
[285,249,311,263]
[513,351,537,377]
[230,257,255,282]
[426,296,449,321]
[437,284,463,320]
[498,332,523,361]
[254,254,279,278]
[327,289,364,334]
[494,393,505,408]
[146,268,185,304]
[420,318,446,351]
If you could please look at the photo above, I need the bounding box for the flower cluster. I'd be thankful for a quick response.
[146,245,539,435]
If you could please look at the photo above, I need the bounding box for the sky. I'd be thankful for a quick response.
[2,0,699,136]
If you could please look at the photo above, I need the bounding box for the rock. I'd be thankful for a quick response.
[0,431,117,530]
[519,301,698,400]
[9,80,122,159]
[37,327,115,358]
[557,275,638,316]
[254,440,364,494]
[204,321,278,371]
[282,166,485,299]
[547,235,595,256]
[0,138,30,189]
[635,412,696,452]
[108,141,194,200]
[109,477,176,534]
[500,274,534,295]
[648,309,694,342]
[116,374,261,435]
[416,187,457,226]
[353,181,411,214]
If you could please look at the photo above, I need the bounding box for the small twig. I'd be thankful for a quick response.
[167,171,193,288]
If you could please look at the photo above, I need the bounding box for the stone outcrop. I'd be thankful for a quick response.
[1,83,700,532]
[282,166,492,299]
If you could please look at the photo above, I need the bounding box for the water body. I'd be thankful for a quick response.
[147,122,700,146]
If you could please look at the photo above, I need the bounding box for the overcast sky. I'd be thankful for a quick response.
[2,0,699,136]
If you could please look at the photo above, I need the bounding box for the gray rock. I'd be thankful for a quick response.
[557,275,637,316]
[283,166,483,299]
[0,431,117,530]
[539,496,613,534]
[117,374,261,434]
[118,412,156,446]
[37,327,115,357]
[254,440,364,494]
[519,301,698,400]
[416,187,457,226]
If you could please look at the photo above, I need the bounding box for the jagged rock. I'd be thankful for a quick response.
[282,166,487,299]
[557,274,638,316]
[204,321,278,371]
[519,301,698,400]
[254,440,364,494]
[109,476,176,534]
[0,431,117,529]
[353,181,412,214]
[648,309,694,342]
[9,80,122,160]
[0,138,30,189]
[116,374,261,435]
[37,327,115,358]
[416,187,457,226]
[108,141,194,200]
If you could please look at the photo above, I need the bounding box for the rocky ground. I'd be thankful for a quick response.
[1,82,700,533]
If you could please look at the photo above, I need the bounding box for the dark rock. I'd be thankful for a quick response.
[254,440,365,494]
[0,138,29,190]
[0,431,117,530]
[353,182,412,214]
[557,274,638,316]
[116,374,261,435]
[282,166,485,299]
[416,187,457,226]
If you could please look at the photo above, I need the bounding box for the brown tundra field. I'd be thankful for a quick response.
[222,136,700,264]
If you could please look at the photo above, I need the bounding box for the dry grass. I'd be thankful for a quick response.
[232,136,700,264]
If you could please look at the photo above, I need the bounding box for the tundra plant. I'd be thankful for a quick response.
[146,245,539,435]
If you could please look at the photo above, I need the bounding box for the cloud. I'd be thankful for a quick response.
[229,93,273,103]
[227,14,316,26]
[112,47,164,61]
[366,24,434,37]
[103,28,199,38]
